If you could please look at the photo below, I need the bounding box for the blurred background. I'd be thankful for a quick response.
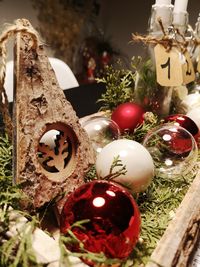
[0,0,199,85]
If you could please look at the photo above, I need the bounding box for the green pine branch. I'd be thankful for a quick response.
[97,61,136,111]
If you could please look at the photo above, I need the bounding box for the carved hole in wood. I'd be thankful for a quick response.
[37,122,78,182]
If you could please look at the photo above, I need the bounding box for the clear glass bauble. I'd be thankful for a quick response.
[81,116,121,154]
[143,124,198,178]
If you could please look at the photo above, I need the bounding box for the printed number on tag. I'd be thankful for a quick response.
[154,44,183,87]
[182,51,195,84]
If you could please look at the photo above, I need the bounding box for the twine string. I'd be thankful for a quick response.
[132,18,198,54]
[158,17,166,37]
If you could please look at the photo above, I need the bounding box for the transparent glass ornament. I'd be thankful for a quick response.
[143,124,198,178]
[81,116,121,154]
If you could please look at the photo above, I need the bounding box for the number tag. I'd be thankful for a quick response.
[182,51,195,84]
[154,44,183,86]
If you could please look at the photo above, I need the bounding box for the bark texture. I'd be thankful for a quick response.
[146,169,200,267]
[13,19,95,210]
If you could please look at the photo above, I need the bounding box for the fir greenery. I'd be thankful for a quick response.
[97,57,157,112]
[133,58,157,109]
[96,60,136,111]
[0,135,41,267]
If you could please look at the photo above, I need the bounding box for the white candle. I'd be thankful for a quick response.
[155,0,171,5]
[174,0,188,13]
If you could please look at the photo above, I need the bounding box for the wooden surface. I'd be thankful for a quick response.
[146,169,200,267]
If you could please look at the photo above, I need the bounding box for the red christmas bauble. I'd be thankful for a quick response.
[60,180,141,260]
[111,102,145,133]
[164,114,199,154]
[164,114,199,137]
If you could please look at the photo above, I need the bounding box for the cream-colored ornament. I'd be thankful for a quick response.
[186,107,200,130]
[95,139,154,193]
[173,85,188,101]
[181,93,200,112]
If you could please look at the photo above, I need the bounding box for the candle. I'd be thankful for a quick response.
[155,0,171,5]
[173,0,189,32]
[174,0,188,13]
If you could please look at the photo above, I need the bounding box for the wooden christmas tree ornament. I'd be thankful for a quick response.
[13,19,95,209]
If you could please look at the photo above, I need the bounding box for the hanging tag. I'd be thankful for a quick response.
[154,44,183,87]
[182,50,195,84]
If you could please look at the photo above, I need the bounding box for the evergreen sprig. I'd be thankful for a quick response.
[0,135,12,191]
[122,111,159,143]
[97,57,157,113]
[0,217,40,267]
[0,135,42,267]
[133,58,157,109]
[96,61,136,111]
[59,220,124,267]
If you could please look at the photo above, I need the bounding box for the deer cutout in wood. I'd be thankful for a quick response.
[13,19,95,210]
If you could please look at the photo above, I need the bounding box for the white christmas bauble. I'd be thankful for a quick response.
[181,93,200,112]
[187,107,200,130]
[95,139,154,193]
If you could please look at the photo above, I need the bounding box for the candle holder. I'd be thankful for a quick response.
[149,2,174,37]
[135,1,175,118]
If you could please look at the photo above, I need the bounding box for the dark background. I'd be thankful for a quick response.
[0,0,199,64]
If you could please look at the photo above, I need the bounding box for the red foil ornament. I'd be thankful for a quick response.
[164,114,199,136]
[164,114,199,154]
[111,102,145,133]
[60,180,141,260]
[164,114,200,147]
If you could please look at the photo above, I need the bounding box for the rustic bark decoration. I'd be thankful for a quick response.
[13,19,95,209]
[146,169,200,267]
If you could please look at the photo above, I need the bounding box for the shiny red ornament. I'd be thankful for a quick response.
[164,114,199,154]
[111,102,145,133]
[164,114,199,136]
[60,180,141,260]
